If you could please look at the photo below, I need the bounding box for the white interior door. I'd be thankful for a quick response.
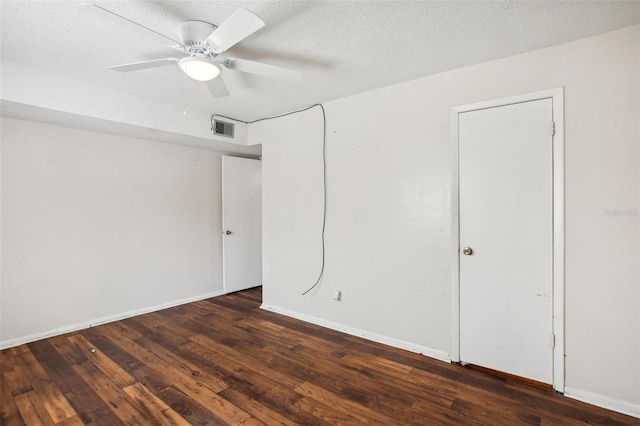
[222,156,262,293]
[459,98,554,384]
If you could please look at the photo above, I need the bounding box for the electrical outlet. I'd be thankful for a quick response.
[333,290,342,301]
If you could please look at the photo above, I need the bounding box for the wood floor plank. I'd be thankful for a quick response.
[98,322,228,394]
[96,323,259,425]
[1,348,35,396]
[226,338,421,422]
[290,342,421,403]
[86,326,238,424]
[449,397,540,425]
[1,374,24,425]
[295,395,381,426]
[14,391,56,426]
[66,334,137,388]
[342,352,412,375]
[409,398,487,426]
[102,320,144,341]
[155,385,230,425]
[134,334,230,393]
[3,286,639,426]
[233,318,297,350]
[182,339,320,423]
[52,336,151,425]
[11,346,78,423]
[122,382,191,425]
[182,342,330,425]
[127,340,254,425]
[29,337,124,425]
[126,311,193,343]
[55,414,86,426]
[81,332,173,395]
[187,333,304,391]
[10,345,29,354]
[294,381,402,425]
[217,387,300,426]
[242,417,267,426]
[344,352,465,405]
[233,286,263,304]
[13,392,43,425]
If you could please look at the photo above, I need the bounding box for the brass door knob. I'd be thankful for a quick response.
[463,247,473,256]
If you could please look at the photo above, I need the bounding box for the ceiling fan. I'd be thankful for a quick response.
[79,3,301,98]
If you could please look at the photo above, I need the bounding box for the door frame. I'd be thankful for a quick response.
[450,88,565,392]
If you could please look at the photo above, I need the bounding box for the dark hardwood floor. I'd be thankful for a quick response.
[2,287,639,425]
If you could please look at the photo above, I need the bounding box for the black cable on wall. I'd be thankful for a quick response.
[212,104,327,296]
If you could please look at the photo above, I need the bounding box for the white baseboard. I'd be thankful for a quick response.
[260,303,450,363]
[0,290,225,350]
[564,387,640,419]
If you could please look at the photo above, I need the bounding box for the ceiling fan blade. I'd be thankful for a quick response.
[79,2,182,48]
[110,58,180,72]
[207,8,265,52]
[225,58,300,82]
[207,77,230,98]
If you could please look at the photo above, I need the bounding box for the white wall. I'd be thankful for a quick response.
[256,25,640,415]
[0,117,224,348]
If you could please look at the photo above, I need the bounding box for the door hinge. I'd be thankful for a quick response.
[552,333,556,349]
[550,121,556,136]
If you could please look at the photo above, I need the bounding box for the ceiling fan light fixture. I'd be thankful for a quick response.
[178,57,221,81]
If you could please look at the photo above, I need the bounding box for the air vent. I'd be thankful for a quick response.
[213,120,234,138]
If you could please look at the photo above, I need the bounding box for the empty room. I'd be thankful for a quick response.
[1,1,639,424]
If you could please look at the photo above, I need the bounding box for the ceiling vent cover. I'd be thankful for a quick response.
[213,119,234,138]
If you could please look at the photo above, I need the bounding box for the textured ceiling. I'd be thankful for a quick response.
[1,1,639,122]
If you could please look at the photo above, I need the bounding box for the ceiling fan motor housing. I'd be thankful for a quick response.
[177,20,218,55]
